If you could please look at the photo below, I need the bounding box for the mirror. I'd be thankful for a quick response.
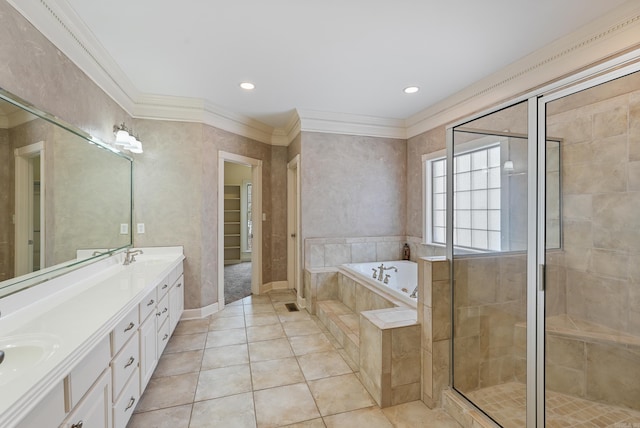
[0,89,132,298]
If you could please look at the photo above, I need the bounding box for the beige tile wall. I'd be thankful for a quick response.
[547,71,640,336]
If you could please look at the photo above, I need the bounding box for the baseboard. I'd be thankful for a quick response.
[181,301,220,320]
[259,280,289,294]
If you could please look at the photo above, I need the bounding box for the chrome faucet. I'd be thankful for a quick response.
[377,264,397,282]
[123,249,144,265]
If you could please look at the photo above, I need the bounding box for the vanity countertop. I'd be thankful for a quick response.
[0,246,185,426]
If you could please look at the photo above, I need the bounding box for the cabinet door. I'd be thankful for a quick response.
[169,275,184,333]
[62,368,112,428]
[16,381,65,428]
[139,313,157,391]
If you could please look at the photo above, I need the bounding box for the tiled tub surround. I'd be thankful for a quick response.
[303,235,442,314]
[419,257,452,410]
[315,264,421,407]
[0,247,185,428]
[359,308,421,408]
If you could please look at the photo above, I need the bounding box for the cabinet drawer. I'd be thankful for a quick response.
[66,336,110,410]
[113,367,140,428]
[112,306,139,356]
[156,293,169,331]
[157,317,171,357]
[139,287,157,322]
[111,332,139,401]
[63,367,112,428]
[157,277,171,299]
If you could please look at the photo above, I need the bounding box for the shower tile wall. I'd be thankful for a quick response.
[544,71,640,409]
[546,72,640,336]
[452,253,527,392]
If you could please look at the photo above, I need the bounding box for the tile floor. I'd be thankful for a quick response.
[127,289,461,428]
[466,382,640,428]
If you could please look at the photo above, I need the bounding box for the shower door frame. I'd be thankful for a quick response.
[446,48,640,427]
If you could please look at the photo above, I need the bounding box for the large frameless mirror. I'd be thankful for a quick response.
[0,88,132,298]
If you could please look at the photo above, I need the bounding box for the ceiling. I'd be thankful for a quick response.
[18,1,633,137]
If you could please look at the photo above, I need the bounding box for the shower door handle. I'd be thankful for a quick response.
[538,264,545,292]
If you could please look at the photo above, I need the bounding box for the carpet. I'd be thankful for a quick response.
[224,262,252,304]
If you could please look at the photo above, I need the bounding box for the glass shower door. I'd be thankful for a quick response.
[542,71,640,426]
[451,101,531,427]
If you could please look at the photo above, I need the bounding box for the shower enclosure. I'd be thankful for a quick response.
[448,62,640,427]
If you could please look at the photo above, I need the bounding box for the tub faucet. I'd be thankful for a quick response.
[123,249,144,265]
[377,264,397,282]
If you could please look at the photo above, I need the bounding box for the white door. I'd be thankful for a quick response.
[287,155,302,307]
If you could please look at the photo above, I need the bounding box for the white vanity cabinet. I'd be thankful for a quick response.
[2,251,185,428]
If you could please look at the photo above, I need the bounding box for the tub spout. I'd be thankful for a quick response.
[377,264,398,282]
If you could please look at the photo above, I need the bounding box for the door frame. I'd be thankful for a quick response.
[287,155,302,307]
[14,141,45,276]
[218,151,262,310]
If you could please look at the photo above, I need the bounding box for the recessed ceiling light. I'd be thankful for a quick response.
[403,86,419,94]
[240,82,255,90]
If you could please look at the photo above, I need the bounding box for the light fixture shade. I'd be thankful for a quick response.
[115,128,130,145]
[503,160,514,172]
[129,140,143,154]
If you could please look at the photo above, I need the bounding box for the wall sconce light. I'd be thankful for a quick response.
[503,160,514,172]
[113,123,143,154]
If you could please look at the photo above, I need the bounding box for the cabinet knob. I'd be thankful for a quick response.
[71,421,84,428]
[146,299,155,306]
[162,333,169,341]
[177,283,182,288]
[162,284,168,290]
[124,322,135,332]
[162,307,168,314]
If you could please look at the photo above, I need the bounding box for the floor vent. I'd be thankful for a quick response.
[285,303,299,312]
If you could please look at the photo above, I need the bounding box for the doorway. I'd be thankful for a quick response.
[14,142,45,276]
[223,161,252,303]
[218,152,262,311]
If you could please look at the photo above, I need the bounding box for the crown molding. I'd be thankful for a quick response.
[406,0,640,138]
[296,109,406,140]
[8,0,640,145]
[7,0,139,113]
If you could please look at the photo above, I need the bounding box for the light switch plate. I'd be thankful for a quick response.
[120,223,128,234]
[137,223,145,234]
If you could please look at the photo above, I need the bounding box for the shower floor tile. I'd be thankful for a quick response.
[466,382,640,427]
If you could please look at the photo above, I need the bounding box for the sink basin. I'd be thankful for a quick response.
[0,334,60,386]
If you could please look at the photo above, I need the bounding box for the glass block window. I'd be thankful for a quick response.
[426,145,501,252]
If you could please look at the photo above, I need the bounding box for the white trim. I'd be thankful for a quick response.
[287,155,303,306]
[296,109,407,140]
[181,302,220,320]
[218,152,263,311]
[260,281,289,294]
[14,142,45,277]
[8,0,640,146]
[408,2,640,138]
